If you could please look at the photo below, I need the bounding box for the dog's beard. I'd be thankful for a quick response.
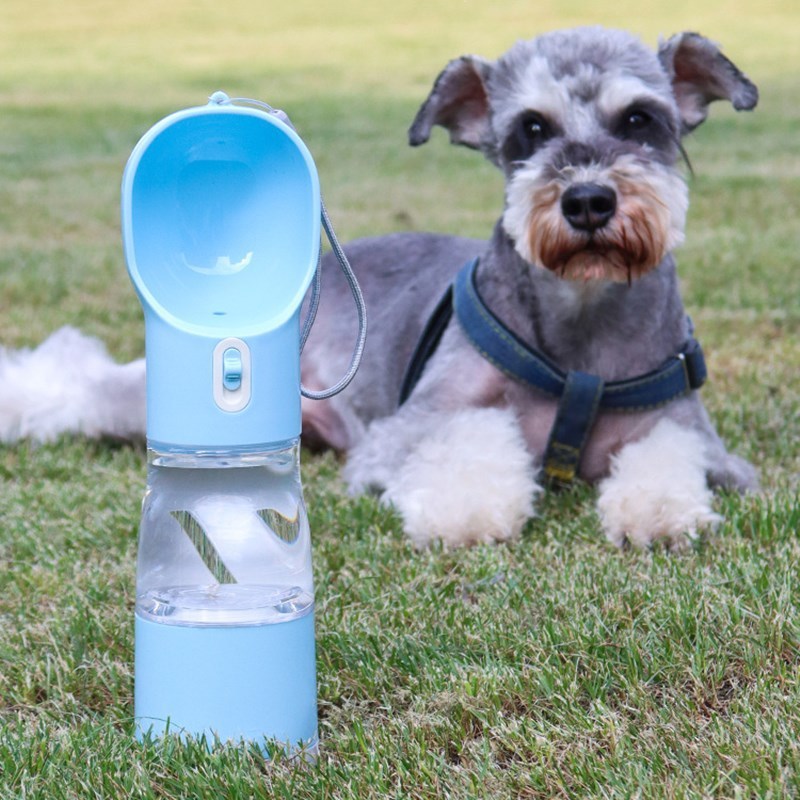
[503,156,689,283]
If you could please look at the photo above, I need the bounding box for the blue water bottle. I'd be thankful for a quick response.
[121,92,321,755]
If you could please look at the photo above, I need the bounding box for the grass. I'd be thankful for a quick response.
[0,0,798,797]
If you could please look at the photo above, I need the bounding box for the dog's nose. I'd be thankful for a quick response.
[561,183,617,232]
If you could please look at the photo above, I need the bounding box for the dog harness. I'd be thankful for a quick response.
[399,257,708,484]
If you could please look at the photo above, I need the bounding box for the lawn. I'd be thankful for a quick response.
[0,0,798,797]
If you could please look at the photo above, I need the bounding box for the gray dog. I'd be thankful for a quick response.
[301,26,759,549]
[0,26,758,550]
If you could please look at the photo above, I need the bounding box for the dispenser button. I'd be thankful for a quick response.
[222,347,243,391]
[213,338,251,412]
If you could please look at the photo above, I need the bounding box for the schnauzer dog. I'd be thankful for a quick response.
[300,26,759,549]
[0,26,758,551]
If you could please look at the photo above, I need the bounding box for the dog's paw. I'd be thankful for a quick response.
[597,418,721,551]
[382,407,541,548]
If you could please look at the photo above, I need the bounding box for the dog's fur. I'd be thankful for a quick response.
[0,27,759,550]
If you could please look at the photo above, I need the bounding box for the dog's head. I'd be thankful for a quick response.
[410,27,757,283]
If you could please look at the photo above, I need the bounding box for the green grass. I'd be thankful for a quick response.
[1,1,798,797]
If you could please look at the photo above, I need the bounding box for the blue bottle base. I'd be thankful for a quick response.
[135,611,317,755]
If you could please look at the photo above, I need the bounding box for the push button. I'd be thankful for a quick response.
[213,337,251,412]
[222,347,243,391]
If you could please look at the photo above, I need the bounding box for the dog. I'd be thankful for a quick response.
[0,27,758,551]
[300,26,759,550]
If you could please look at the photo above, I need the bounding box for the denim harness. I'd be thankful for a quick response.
[399,257,707,483]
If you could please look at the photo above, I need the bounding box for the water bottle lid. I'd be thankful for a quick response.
[121,95,321,448]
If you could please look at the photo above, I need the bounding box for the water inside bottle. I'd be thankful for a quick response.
[136,445,314,624]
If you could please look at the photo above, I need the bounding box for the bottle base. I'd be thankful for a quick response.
[134,610,318,755]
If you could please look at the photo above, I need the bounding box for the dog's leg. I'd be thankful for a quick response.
[671,402,759,494]
[350,406,541,547]
[597,418,722,550]
[300,395,365,453]
[342,405,445,495]
[695,408,760,493]
[708,453,759,493]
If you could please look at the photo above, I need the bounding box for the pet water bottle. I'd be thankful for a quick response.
[121,92,320,755]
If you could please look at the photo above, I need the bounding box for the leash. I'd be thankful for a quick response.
[400,257,707,483]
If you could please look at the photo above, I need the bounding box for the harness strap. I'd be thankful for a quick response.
[399,283,455,406]
[399,257,708,483]
[543,371,605,484]
[453,258,565,397]
[600,336,706,411]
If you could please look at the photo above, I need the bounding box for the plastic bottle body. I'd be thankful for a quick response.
[134,441,317,755]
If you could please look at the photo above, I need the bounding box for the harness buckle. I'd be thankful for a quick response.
[682,340,708,390]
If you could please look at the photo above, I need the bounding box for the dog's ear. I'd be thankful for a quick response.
[658,33,758,132]
[408,55,494,150]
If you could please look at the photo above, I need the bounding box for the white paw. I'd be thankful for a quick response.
[597,418,721,551]
[382,407,541,548]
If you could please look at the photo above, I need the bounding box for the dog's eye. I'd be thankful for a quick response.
[616,106,667,143]
[521,113,551,142]
[503,112,553,163]
[614,103,678,154]
[624,109,652,131]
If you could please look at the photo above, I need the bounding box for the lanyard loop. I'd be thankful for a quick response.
[213,94,367,400]
[299,199,367,400]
